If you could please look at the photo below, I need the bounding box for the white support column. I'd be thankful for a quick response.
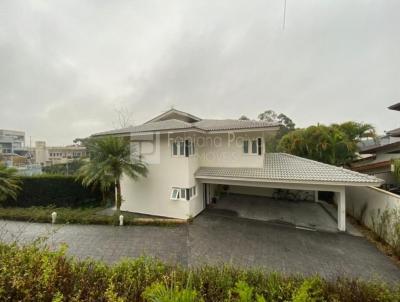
[314,190,319,202]
[337,188,346,232]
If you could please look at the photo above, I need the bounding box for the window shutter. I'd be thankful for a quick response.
[257,138,262,155]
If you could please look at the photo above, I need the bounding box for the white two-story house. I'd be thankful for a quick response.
[95,109,382,231]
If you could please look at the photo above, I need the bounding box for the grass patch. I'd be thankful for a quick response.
[0,206,185,226]
[0,242,398,302]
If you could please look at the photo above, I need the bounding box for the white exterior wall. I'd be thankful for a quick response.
[346,186,400,229]
[121,134,193,219]
[120,130,273,219]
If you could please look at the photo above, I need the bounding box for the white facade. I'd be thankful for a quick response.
[121,131,270,219]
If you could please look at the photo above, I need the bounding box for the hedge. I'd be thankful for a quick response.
[0,242,398,302]
[4,175,102,208]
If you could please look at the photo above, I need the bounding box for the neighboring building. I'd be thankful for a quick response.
[351,103,400,187]
[94,109,381,231]
[31,141,87,166]
[0,129,25,154]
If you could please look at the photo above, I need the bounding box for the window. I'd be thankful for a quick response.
[171,188,180,200]
[243,140,249,153]
[172,140,195,157]
[170,185,197,201]
[251,140,257,154]
[243,138,262,155]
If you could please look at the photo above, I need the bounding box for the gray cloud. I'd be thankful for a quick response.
[0,0,399,145]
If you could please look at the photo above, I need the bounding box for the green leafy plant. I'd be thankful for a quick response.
[392,159,400,183]
[77,136,148,212]
[142,282,203,302]
[292,277,326,302]
[3,175,102,207]
[232,281,265,302]
[0,243,399,302]
[0,165,21,202]
[278,122,376,166]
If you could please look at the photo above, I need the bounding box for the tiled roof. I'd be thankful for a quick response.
[194,119,279,131]
[94,118,279,136]
[387,127,400,137]
[195,153,382,185]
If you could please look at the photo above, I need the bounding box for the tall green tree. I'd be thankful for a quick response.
[0,165,21,202]
[278,122,377,166]
[258,110,296,151]
[77,136,148,211]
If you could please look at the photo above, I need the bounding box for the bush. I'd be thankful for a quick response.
[42,160,85,176]
[0,243,399,302]
[3,175,102,208]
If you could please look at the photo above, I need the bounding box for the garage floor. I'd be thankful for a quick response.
[210,194,361,235]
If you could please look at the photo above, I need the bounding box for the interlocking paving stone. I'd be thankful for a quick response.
[0,213,399,283]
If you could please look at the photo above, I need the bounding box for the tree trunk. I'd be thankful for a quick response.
[115,178,122,213]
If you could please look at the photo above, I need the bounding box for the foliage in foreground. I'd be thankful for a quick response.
[0,243,398,302]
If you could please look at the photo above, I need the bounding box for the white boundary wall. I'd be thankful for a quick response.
[346,186,400,231]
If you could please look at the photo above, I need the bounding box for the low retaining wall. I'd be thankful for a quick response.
[346,186,400,243]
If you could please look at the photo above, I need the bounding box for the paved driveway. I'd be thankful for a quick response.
[0,213,399,283]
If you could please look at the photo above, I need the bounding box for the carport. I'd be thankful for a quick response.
[195,153,383,231]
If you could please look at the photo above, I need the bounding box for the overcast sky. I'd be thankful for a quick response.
[1,0,399,145]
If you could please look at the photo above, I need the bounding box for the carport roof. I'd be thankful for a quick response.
[195,153,383,186]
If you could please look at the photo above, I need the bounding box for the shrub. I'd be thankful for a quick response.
[42,160,85,176]
[142,282,203,302]
[0,243,399,302]
[3,175,102,208]
[292,277,325,302]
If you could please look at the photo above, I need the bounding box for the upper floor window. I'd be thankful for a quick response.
[243,138,262,155]
[172,140,195,157]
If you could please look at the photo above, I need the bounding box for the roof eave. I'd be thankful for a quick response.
[194,175,383,187]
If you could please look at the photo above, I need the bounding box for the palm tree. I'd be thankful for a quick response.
[0,165,21,202]
[77,136,148,212]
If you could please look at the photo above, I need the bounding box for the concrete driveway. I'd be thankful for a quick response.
[211,194,360,234]
[0,212,399,283]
